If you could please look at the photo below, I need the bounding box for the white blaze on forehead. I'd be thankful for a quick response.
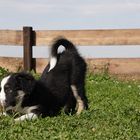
[48,56,57,72]
[0,76,11,105]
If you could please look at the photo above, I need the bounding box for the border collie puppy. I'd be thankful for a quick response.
[0,38,88,121]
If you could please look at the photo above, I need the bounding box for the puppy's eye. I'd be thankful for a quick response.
[5,85,10,89]
[4,85,12,93]
[0,87,1,91]
[8,89,12,93]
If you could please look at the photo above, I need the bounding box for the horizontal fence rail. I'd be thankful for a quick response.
[35,29,140,46]
[0,27,140,79]
[0,30,23,45]
[1,28,140,46]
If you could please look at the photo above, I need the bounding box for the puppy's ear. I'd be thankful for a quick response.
[15,73,36,94]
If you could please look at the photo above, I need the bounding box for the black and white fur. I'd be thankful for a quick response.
[0,38,88,121]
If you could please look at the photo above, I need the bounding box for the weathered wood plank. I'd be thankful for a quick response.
[1,57,140,79]
[35,29,140,46]
[87,58,140,74]
[1,29,140,46]
[0,30,23,45]
[0,57,23,72]
[36,58,140,80]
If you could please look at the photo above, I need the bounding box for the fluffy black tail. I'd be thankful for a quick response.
[51,38,78,56]
[48,37,78,71]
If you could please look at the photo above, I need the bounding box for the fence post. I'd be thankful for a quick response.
[23,26,33,71]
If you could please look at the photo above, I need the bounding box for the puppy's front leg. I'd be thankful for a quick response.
[14,113,38,121]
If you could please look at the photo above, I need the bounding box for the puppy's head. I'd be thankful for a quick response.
[0,72,36,113]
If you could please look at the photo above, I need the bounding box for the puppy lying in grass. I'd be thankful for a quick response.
[0,38,88,121]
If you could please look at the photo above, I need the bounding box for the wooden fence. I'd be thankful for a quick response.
[1,27,140,79]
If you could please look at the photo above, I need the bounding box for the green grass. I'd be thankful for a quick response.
[0,68,140,140]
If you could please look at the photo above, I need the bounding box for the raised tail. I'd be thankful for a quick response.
[48,37,78,71]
